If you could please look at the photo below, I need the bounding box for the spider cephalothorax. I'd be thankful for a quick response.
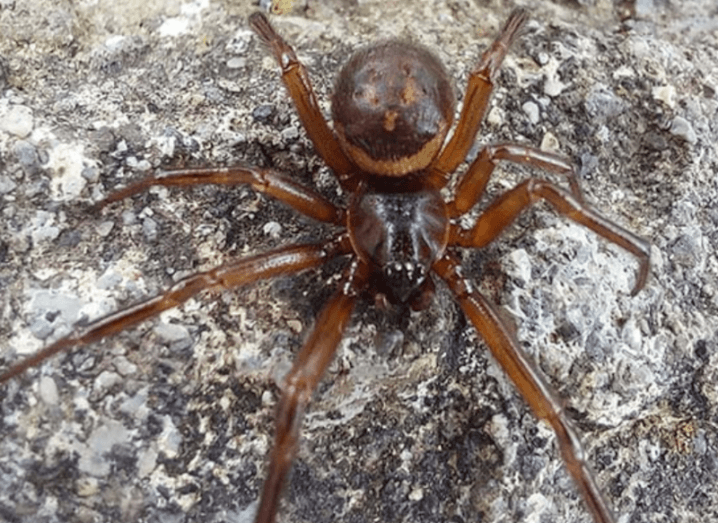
[1,10,650,523]
[348,188,448,307]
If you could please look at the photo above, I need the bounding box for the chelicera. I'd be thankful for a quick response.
[1,9,650,523]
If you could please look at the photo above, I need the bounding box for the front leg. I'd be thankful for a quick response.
[427,9,528,188]
[249,13,354,186]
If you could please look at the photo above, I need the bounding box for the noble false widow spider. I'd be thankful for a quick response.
[0,9,650,523]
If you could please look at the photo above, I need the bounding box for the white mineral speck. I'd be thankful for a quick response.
[263,221,282,238]
[0,104,34,137]
[522,101,540,124]
[80,420,131,476]
[158,415,182,458]
[39,376,59,405]
[540,131,560,153]
[652,84,676,108]
[114,356,139,377]
[408,487,424,501]
[120,388,149,420]
[542,58,568,97]
[507,248,532,285]
[93,370,122,395]
[154,322,192,350]
[76,477,99,497]
[96,221,115,236]
[158,17,189,37]
[28,210,61,244]
[137,447,158,477]
[227,57,245,69]
[47,142,91,201]
[75,476,99,498]
[0,175,17,194]
[670,116,697,144]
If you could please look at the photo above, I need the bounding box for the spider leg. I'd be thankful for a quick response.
[427,8,528,188]
[249,13,354,187]
[434,253,617,523]
[0,237,352,383]
[254,260,369,523]
[451,178,650,295]
[99,165,344,225]
[449,143,583,217]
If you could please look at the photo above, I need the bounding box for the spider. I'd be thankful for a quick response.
[0,9,650,523]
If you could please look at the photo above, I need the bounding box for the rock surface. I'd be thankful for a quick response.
[1,1,717,522]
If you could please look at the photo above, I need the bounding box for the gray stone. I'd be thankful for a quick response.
[1,2,716,523]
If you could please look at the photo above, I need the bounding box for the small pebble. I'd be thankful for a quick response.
[0,104,34,138]
[153,322,192,351]
[669,116,697,144]
[0,175,16,194]
[263,221,282,238]
[522,101,540,124]
[39,376,59,405]
[93,370,122,395]
[142,216,158,242]
[13,140,39,172]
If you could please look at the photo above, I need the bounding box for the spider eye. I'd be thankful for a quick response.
[331,40,455,177]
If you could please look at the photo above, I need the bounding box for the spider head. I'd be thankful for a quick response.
[348,189,449,306]
[331,40,455,177]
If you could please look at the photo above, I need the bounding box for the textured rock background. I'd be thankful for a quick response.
[1,0,717,522]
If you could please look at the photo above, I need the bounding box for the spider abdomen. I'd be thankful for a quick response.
[348,189,449,304]
[331,40,455,177]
